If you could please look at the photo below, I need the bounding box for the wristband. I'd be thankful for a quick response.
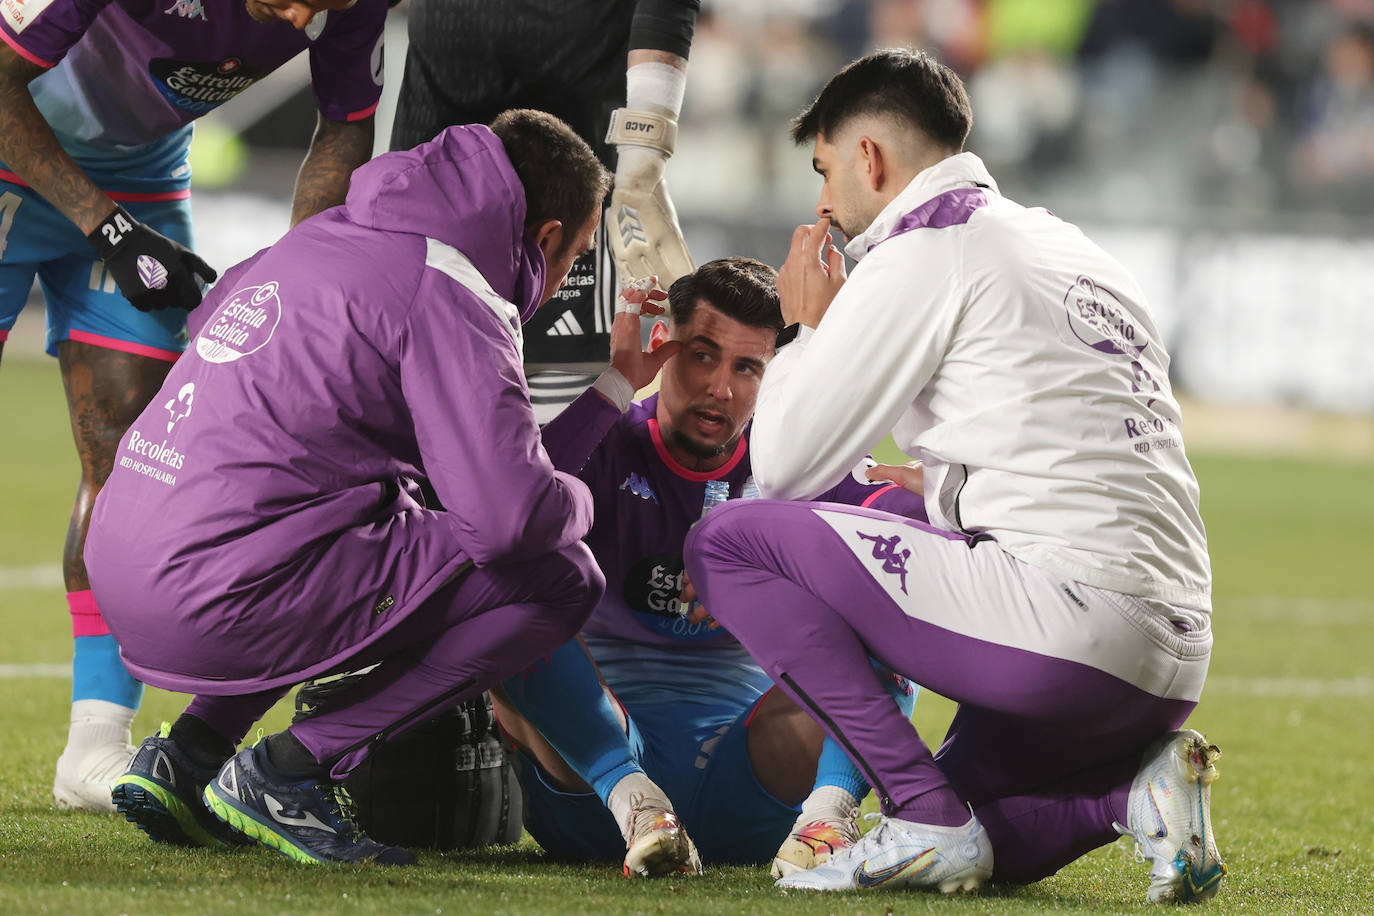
[605,109,678,157]
[593,367,636,413]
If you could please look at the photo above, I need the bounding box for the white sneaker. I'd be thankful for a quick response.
[771,805,861,878]
[1116,729,1226,903]
[777,813,992,893]
[53,699,137,813]
[620,794,702,878]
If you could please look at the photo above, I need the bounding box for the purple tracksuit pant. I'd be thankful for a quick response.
[684,500,1211,883]
[182,544,603,780]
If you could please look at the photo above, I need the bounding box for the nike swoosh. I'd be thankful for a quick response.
[264,793,336,835]
[853,848,936,888]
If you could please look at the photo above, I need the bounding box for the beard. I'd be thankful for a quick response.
[668,426,730,462]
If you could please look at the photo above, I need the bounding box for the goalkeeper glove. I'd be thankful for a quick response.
[605,107,694,289]
[87,205,217,312]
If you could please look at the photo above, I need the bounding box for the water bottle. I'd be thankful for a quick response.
[679,479,731,619]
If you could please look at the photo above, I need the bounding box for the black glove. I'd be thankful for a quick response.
[86,205,217,312]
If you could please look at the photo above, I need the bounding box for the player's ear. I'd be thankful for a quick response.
[857,136,885,193]
[531,219,564,262]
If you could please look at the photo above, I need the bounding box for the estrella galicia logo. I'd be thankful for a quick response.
[149,58,266,115]
[622,553,725,642]
[856,531,911,594]
[1063,275,1146,359]
[619,472,658,504]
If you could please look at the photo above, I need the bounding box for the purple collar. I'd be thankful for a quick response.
[879,187,989,245]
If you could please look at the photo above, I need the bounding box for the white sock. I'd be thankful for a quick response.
[606,772,673,843]
[796,785,860,826]
[64,699,136,753]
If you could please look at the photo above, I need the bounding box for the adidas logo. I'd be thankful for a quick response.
[545,310,586,337]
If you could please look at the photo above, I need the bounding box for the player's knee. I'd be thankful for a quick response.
[538,541,605,634]
[684,498,760,564]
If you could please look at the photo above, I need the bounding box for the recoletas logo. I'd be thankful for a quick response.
[149,57,267,115]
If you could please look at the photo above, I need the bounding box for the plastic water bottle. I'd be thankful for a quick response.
[740,476,760,500]
[679,479,731,619]
[701,478,730,515]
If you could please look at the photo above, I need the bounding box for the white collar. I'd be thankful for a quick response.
[845,151,998,261]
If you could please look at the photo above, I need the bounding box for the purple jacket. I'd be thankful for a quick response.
[85,126,592,693]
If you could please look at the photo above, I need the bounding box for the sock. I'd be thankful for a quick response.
[500,639,644,804]
[812,736,868,801]
[795,784,860,827]
[168,713,236,770]
[809,658,919,802]
[64,698,136,752]
[71,636,143,709]
[606,771,674,843]
[264,730,326,779]
[69,590,143,709]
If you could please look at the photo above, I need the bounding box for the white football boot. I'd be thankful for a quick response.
[1116,729,1227,903]
[53,699,137,813]
[777,812,992,892]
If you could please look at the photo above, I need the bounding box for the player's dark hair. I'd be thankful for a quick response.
[490,109,611,256]
[791,48,971,152]
[667,257,783,335]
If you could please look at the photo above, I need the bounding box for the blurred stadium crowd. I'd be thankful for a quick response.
[680,0,1374,228]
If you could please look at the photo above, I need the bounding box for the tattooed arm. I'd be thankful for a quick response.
[289,113,374,226]
[0,45,117,234]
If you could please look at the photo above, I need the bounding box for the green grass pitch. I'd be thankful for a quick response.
[1,355,1371,914]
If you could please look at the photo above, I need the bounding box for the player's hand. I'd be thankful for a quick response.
[866,461,924,495]
[607,110,694,288]
[680,572,720,630]
[778,216,846,328]
[87,205,216,311]
[609,277,681,390]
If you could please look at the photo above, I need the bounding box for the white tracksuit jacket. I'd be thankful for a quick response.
[752,152,1212,612]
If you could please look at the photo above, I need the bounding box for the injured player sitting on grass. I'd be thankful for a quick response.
[494,257,929,877]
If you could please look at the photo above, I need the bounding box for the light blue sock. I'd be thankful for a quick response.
[811,658,918,799]
[71,634,143,709]
[501,638,643,804]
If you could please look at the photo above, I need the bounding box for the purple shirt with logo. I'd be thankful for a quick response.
[541,391,928,651]
[84,125,592,694]
[0,0,385,189]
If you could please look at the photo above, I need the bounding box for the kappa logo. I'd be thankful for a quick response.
[619,472,659,504]
[162,0,207,20]
[163,382,195,434]
[264,793,337,834]
[856,531,912,594]
[852,847,936,888]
